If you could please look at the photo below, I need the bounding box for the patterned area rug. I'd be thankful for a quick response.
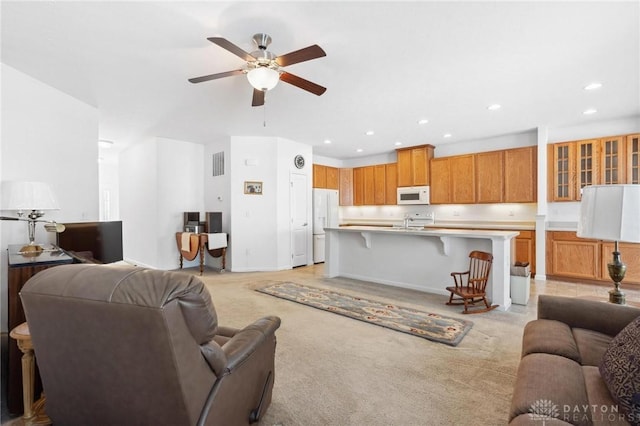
[256,282,473,346]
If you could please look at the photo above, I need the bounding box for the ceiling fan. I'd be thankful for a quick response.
[189,33,327,107]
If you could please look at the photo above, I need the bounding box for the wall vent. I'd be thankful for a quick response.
[212,152,224,176]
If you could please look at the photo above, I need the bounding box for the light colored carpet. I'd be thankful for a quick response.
[197,265,537,426]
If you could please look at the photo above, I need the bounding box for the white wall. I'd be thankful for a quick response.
[119,136,203,269]
[229,136,312,272]
[0,64,99,332]
[434,130,537,158]
[204,138,232,270]
[99,159,119,221]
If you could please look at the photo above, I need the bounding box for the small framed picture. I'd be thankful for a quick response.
[244,181,263,195]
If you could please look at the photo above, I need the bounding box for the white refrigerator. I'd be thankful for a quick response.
[313,189,339,263]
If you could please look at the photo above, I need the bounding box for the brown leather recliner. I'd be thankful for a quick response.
[20,264,281,426]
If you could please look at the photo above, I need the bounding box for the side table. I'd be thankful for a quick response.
[9,322,51,425]
[7,245,73,414]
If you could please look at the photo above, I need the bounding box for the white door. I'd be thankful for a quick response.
[291,173,309,267]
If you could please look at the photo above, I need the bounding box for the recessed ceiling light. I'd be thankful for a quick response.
[583,108,598,115]
[584,82,602,91]
[365,130,375,136]
[394,141,402,146]
[417,119,429,125]
[487,104,501,111]
[356,148,363,153]
[324,139,332,144]
[443,133,452,138]
[98,139,114,149]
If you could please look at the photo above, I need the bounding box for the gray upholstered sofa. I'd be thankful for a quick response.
[510,295,640,425]
[21,264,281,425]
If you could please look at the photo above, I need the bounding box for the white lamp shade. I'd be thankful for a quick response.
[247,67,279,91]
[1,181,59,211]
[578,185,640,243]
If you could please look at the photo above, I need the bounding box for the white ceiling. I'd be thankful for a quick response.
[2,1,639,160]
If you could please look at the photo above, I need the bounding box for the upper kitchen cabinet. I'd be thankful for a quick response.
[600,135,626,185]
[339,168,353,206]
[575,139,599,200]
[313,164,339,189]
[475,150,504,203]
[429,157,452,204]
[627,133,639,184]
[548,142,576,201]
[326,166,339,190]
[429,155,475,204]
[504,146,537,203]
[385,163,398,205]
[353,167,364,206]
[396,144,434,187]
[450,155,476,203]
[313,164,327,188]
[548,133,637,202]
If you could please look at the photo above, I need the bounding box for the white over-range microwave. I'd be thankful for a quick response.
[397,186,430,205]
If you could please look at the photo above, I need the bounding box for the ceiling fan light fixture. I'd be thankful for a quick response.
[247,67,280,91]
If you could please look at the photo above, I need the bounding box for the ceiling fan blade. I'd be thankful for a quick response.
[188,69,244,84]
[207,37,256,62]
[275,45,326,67]
[279,72,327,96]
[252,89,265,107]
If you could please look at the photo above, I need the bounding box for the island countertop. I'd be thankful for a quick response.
[327,226,519,240]
[323,225,519,311]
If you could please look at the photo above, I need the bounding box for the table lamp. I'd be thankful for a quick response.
[1,181,63,253]
[577,184,640,304]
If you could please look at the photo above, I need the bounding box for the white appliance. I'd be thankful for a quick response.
[397,186,430,205]
[313,188,339,263]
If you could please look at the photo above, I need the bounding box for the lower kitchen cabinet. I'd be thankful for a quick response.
[601,242,640,284]
[547,231,640,285]
[514,230,536,275]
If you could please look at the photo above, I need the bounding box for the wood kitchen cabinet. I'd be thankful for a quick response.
[514,230,536,275]
[313,164,339,189]
[504,146,537,203]
[546,231,640,285]
[396,144,434,187]
[373,165,386,205]
[600,135,626,185]
[627,133,639,184]
[547,231,601,280]
[601,242,640,284]
[575,139,598,200]
[475,151,504,203]
[548,133,638,202]
[385,163,398,205]
[430,155,475,204]
[450,155,476,203]
[313,164,326,188]
[326,166,339,190]
[363,166,375,205]
[429,157,452,204]
[353,167,364,205]
[339,168,353,206]
[548,143,576,201]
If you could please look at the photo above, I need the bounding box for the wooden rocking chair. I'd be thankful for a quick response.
[446,250,498,314]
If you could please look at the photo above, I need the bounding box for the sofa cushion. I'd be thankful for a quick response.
[522,319,581,363]
[599,316,640,424]
[510,353,590,426]
[583,366,630,425]
[574,328,614,367]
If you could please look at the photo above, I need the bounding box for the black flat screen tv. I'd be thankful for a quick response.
[56,221,123,263]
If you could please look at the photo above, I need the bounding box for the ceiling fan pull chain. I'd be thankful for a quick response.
[263,103,267,127]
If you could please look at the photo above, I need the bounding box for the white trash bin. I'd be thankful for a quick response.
[510,264,531,305]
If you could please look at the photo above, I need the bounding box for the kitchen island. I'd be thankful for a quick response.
[324,226,519,311]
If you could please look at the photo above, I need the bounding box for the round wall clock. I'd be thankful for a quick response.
[294,155,305,169]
